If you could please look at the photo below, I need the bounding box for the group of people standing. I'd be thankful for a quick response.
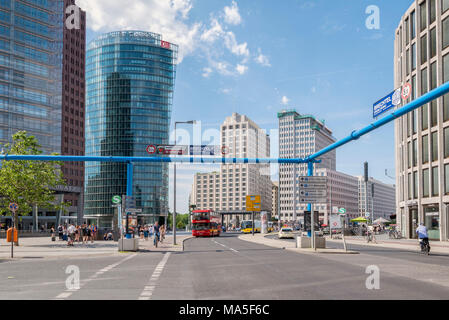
[136,223,166,243]
[57,224,97,246]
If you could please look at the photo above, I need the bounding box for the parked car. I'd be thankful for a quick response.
[279,227,295,239]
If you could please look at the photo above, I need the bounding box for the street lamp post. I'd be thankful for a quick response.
[173,120,196,245]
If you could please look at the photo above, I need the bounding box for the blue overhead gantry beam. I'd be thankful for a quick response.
[3,80,449,166]
[305,80,449,162]
[2,80,449,247]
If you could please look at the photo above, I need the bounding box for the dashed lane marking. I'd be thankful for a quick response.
[53,254,137,300]
[138,253,171,300]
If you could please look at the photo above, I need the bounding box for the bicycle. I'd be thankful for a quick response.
[419,238,431,255]
[153,232,160,248]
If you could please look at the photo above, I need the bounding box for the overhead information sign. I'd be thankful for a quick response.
[146,145,228,156]
[373,83,410,118]
[189,145,229,156]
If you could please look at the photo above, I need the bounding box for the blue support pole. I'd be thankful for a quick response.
[307,161,314,250]
[126,162,133,197]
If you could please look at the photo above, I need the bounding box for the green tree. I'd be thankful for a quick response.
[0,131,68,243]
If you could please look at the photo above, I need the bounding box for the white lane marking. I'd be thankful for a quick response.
[138,253,171,300]
[52,254,136,300]
[212,239,239,253]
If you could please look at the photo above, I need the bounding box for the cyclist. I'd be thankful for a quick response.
[153,221,160,247]
[416,223,430,253]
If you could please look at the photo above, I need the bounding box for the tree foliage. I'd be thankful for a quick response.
[0,131,69,218]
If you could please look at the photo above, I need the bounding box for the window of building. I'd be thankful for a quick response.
[445,94,449,122]
[432,166,439,196]
[423,168,430,197]
[411,43,417,72]
[432,131,438,161]
[431,101,438,127]
[421,35,427,65]
[414,171,418,199]
[445,164,449,194]
[408,141,412,168]
[420,3,427,32]
[405,17,410,45]
[422,68,428,94]
[413,139,418,166]
[430,0,436,23]
[406,49,410,76]
[444,0,449,13]
[431,62,437,90]
[423,135,429,163]
[430,28,437,58]
[445,127,449,158]
[422,104,429,130]
[413,110,418,134]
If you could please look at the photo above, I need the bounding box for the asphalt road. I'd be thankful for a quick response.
[0,233,448,300]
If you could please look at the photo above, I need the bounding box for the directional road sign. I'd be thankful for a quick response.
[190,145,229,156]
[298,176,327,183]
[125,208,142,213]
[246,195,261,212]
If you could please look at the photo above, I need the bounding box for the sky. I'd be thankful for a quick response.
[77,0,414,213]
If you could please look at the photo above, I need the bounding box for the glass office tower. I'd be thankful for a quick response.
[85,31,178,227]
[0,0,63,153]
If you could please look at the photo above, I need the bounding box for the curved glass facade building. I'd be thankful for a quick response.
[84,31,178,227]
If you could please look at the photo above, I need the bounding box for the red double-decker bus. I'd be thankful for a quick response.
[192,210,222,237]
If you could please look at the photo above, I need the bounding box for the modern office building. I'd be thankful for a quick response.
[84,31,178,227]
[357,176,396,222]
[278,110,336,223]
[190,113,272,225]
[0,0,86,229]
[221,113,272,213]
[60,0,86,221]
[394,0,449,240]
[315,168,359,224]
[272,181,279,221]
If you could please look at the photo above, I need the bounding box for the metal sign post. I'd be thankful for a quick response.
[9,202,18,258]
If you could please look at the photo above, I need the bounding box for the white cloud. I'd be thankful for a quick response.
[200,18,224,43]
[202,67,213,78]
[77,0,200,62]
[78,0,253,77]
[223,1,242,25]
[281,96,290,105]
[236,64,248,75]
[224,31,249,57]
[255,48,271,67]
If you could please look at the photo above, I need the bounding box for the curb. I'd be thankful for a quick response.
[182,236,194,251]
[239,234,359,255]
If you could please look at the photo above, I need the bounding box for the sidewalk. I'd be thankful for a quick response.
[327,235,449,255]
[238,233,358,254]
[0,234,193,260]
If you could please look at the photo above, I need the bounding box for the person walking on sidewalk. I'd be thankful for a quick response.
[153,222,160,247]
[67,224,76,246]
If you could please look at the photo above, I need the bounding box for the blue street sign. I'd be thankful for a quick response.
[373,88,402,118]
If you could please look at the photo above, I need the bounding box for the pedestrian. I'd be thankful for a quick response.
[160,224,166,243]
[67,224,76,246]
[58,224,63,240]
[144,226,149,241]
[74,225,80,243]
[88,225,94,243]
[51,227,56,241]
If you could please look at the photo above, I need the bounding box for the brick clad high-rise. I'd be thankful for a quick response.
[61,0,86,213]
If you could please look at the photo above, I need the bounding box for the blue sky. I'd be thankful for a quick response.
[80,0,414,213]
